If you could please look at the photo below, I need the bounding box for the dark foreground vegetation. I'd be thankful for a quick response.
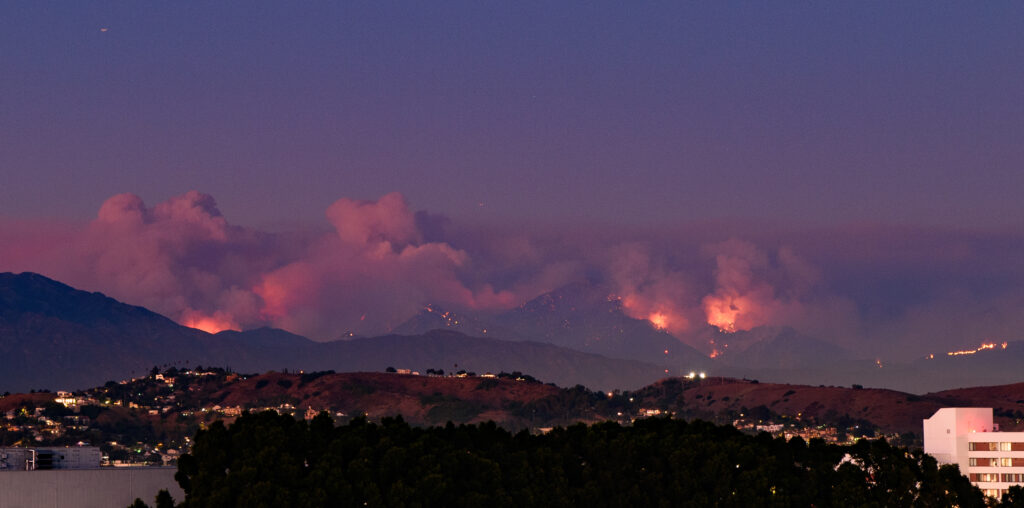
[127,411,1018,508]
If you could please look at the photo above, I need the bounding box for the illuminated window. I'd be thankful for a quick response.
[1001,458,1013,467]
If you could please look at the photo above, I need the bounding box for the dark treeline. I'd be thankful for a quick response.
[140,411,1002,508]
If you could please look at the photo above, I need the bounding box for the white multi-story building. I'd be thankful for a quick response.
[923,407,1024,499]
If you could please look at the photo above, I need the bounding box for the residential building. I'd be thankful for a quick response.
[923,407,1023,499]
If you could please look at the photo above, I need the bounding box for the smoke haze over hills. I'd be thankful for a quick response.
[3,191,1024,360]
[4,4,1024,368]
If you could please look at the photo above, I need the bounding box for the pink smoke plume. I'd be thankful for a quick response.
[605,243,698,336]
[0,192,829,344]
[256,192,520,338]
[0,191,526,339]
[57,191,270,333]
[700,239,811,333]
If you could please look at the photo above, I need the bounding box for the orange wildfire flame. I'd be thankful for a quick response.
[946,341,1009,357]
[617,292,690,334]
[182,311,239,334]
[703,295,740,333]
[648,312,669,330]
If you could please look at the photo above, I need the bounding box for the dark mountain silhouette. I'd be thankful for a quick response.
[396,282,710,369]
[390,304,522,340]
[0,272,212,390]
[0,273,671,392]
[718,327,852,369]
[5,272,1024,394]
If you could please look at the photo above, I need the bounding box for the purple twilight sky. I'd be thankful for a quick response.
[3,2,1023,228]
[2,3,1024,359]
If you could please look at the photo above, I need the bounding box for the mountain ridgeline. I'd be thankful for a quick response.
[0,273,668,392]
[4,272,1024,394]
[394,282,711,368]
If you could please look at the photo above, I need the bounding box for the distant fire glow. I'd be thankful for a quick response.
[703,295,740,333]
[946,341,1008,357]
[182,311,239,334]
[617,291,689,336]
[423,304,461,327]
[648,312,669,330]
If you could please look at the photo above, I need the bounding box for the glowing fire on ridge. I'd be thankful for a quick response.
[648,312,669,330]
[617,293,689,335]
[703,295,740,333]
[182,311,239,334]
[946,341,1008,357]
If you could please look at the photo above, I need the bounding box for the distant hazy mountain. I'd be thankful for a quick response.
[718,327,852,370]
[0,272,213,391]
[390,304,524,341]
[396,282,710,369]
[710,340,1024,394]
[5,272,1024,394]
[0,273,671,392]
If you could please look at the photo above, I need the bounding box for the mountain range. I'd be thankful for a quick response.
[394,281,710,367]
[0,273,667,392]
[3,271,1024,394]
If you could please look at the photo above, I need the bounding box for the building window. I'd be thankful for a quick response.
[971,442,999,451]
[970,458,998,467]
[1001,458,1013,467]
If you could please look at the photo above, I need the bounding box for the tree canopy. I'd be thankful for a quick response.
[158,411,991,508]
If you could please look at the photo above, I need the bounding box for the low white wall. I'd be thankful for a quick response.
[0,468,184,508]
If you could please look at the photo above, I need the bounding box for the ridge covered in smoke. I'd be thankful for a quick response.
[3,190,1024,359]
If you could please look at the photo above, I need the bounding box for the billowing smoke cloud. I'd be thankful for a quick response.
[0,191,529,338]
[605,243,698,336]
[254,192,520,338]
[33,191,277,333]
[4,190,1024,359]
[700,239,810,333]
